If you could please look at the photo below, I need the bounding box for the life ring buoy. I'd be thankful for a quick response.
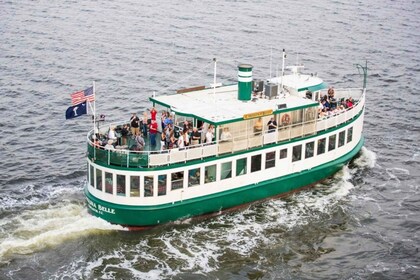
[281,113,291,125]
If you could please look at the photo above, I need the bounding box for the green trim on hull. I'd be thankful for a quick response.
[85,137,364,226]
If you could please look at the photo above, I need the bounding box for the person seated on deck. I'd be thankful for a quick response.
[253,118,263,135]
[104,139,115,151]
[267,117,277,133]
[220,127,232,142]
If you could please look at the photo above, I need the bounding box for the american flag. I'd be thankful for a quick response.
[71,86,95,105]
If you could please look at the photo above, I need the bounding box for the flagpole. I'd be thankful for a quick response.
[93,81,96,161]
[93,81,96,133]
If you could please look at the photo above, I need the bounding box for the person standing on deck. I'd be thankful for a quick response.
[150,107,157,121]
[149,119,158,148]
[130,113,140,136]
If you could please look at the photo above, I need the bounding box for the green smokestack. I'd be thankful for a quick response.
[237,64,253,101]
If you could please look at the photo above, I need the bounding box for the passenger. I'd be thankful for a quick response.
[104,139,115,151]
[346,97,354,108]
[120,124,129,145]
[168,135,176,149]
[206,125,214,143]
[328,86,335,98]
[160,131,166,150]
[135,132,145,151]
[177,135,185,149]
[191,127,201,146]
[141,111,148,137]
[93,138,102,149]
[130,113,140,136]
[183,129,190,147]
[267,117,277,133]
[164,114,173,127]
[150,107,157,121]
[108,126,117,141]
[220,127,232,141]
[161,110,167,130]
[149,119,158,147]
[254,118,263,135]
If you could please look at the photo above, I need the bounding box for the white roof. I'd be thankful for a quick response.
[151,77,318,124]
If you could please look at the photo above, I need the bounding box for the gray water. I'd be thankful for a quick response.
[0,0,419,279]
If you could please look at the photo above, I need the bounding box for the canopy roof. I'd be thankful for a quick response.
[150,74,322,125]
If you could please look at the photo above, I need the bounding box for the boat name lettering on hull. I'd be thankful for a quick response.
[87,197,116,215]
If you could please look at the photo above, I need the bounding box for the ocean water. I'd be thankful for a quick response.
[0,0,419,279]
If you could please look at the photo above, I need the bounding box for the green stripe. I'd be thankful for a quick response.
[85,136,364,226]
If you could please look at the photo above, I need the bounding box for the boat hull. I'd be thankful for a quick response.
[85,136,364,227]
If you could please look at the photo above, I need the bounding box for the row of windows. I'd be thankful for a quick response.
[89,127,353,198]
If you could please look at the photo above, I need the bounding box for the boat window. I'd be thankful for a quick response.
[188,168,200,187]
[305,142,315,158]
[338,131,346,147]
[328,135,336,151]
[89,164,94,187]
[292,145,302,162]
[144,176,154,197]
[105,172,113,194]
[221,162,232,180]
[347,127,353,143]
[130,176,140,197]
[96,168,102,191]
[236,158,247,176]
[205,164,216,183]
[279,148,288,159]
[117,174,126,196]
[317,138,326,155]
[265,151,276,169]
[251,154,262,172]
[158,175,167,196]
[171,172,184,190]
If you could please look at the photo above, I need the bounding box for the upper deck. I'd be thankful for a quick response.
[87,86,365,169]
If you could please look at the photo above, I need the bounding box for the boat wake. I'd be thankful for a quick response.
[0,202,126,262]
[55,148,377,279]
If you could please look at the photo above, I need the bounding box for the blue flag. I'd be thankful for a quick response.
[66,101,87,119]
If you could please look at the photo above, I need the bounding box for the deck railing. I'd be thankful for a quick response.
[87,88,365,168]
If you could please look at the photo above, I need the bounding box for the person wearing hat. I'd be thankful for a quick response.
[130,113,140,136]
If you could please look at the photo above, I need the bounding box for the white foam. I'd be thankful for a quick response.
[0,203,126,261]
[353,146,377,168]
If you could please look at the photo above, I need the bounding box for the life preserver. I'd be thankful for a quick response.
[281,113,291,125]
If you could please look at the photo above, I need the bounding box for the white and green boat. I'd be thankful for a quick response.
[85,53,367,229]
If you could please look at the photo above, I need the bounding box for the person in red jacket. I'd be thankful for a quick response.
[150,107,157,121]
[149,119,158,147]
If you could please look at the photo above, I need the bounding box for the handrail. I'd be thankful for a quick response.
[87,88,365,168]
